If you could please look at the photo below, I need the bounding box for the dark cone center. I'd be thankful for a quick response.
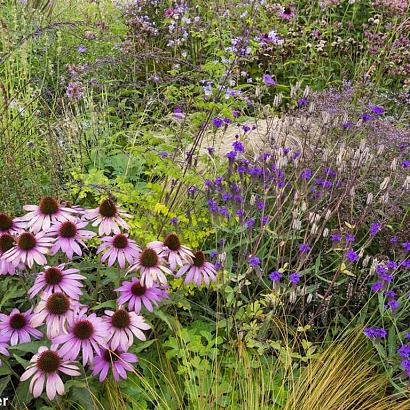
[99,199,117,218]
[73,320,94,340]
[140,248,158,268]
[37,350,61,373]
[0,234,15,253]
[111,309,130,329]
[39,197,59,215]
[46,293,70,315]
[163,233,181,251]
[17,232,36,251]
[10,313,27,330]
[103,349,119,362]
[193,251,206,268]
[0,214,13,231]
[59,221,77,238]
[131,282,146,296]
[113,234,128,249]
[44,267,63,285]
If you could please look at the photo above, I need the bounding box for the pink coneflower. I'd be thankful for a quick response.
[84,198,131,236]
[0,336,10,367]
[127,247,172,288]
[48,220,95,259]
[92,346,138,382]
[0,234,21,275]
[0,213,25,235]
[0,308,42,346]
[53,308,108,366]
[20,346,80,400]
[149,233,193,270]
[28,264,85,299]
[16,197,78,233]
[278,5,295,20]
[31,292,77,338]
[2,231,53,268]
[103,308,150,351]
[115,277,168,313]
[176,251,217,286]
[97,233,141,268]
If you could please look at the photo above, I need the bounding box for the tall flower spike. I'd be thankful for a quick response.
[127,247,172,288]
[2,231,53,268]
[20,346,80,400]
[84,198,131,236]
[16,197,78,233]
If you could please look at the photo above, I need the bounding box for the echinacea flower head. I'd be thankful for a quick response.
[97,233,141,269]
[127,247,172,288]
[278,5,295,20]
[103,309,150,351]
[116,278,168,313]
[0,213,25,235]
[20,346,80,400]
[28,264,85,299]
[2,231,53,268]
[92,347,138,382]
[85,198,131,236]
[16,197,78,233]
[0,234,21,275]
[0,308,42,346]
[0,336,9,366]
[48,220,95,259]
[53,308,108,366]
[31,292,77,338]
[149,234,193,270]
[176,251,217,286]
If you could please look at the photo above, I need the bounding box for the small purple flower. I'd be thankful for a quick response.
[346,249,359,263]
[371,282,383,292]
[343,122,353,129]
[224,118,232,124]
[363,327,387,340]
[300,168,312,180]
[398,344,410,358]
[212,117,224,127]
[244,218,255,229]
[402,160,410,168]
[299,243,311,254]
[361,113,371,122]
[232,140,245,152]
[345,234,356,243]
[242,125,251,133]
[188,187,198,195]
[330,233,342,242]
[263,74,276,86]
[371,105,384,115]
[210,251,218,258]
[269,271,282,282]
[77,45,87,53]
[402,242,410,252]
[390,235,398,244]
[297,98,308,107]
[387,299,399,310]
[289,272,301,284]
[226,151,237,160]
[261,215,269,225]
[248,256,260,267]
[170,217,179,225]
[370,223,382,237]
[174,107,184,120]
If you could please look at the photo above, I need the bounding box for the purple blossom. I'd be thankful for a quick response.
[263,74,276,86]
[398,344,410,358]
[345,234,356,243]
[244,218,255,228]
[330,233,342,242]
[299,243,311,254]
[248,256,260,267]
[170,217,179,225]
[297,98,308,107]
[371,105,384,115]
[300,168,312,180]
[232,140,245,152]
[212,117,224,127]
[346,249,359,263]
[77,45,87,53]
[242,125,251,133]
[261,215,269,225]
[226,151,237,160]
[363,327,387,340]
[269,271,282,282]
[361,113,371,121]
[370,223,382,237]
[289,272,301,284]
[402,242,410,252]
[371,282,383,292]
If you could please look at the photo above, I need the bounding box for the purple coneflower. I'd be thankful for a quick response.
[20,346,80,400]
[278,5,295,20]
[116,277,168,313]
[2,231,53,268]
[92,347,138,382]
[176,251,217,286]
[53,308,107,366]
[0,308,42,345]
[29,265,84,301]
[97,233,141,269]
[0,234,21,275]
[0,336,9,367]
[0,213,25,235]
[48,220,95,259]
[127,247,172,288]
[103,309,150,351]
[84,198,131,236]
[16,197,77,233]
[31,292,77,338]
[149,234,193,270]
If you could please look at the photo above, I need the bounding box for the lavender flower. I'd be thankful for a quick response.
[289,272,301,284]
[269,271,282,282]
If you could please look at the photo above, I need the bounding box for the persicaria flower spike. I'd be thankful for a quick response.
[20,346,80,400]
